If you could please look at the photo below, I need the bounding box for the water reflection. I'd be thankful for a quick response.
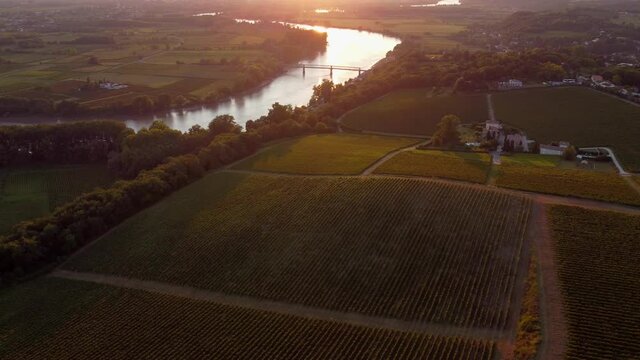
[124,24,400,132]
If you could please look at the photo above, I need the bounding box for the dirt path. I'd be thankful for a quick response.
[360,139,430,175]
[51,269,508,341]
[487,93,497,122]
[529,203,566,360]
[580,147,630,175]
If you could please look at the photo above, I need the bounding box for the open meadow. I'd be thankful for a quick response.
[493,87,640,172]
[0,164,114,234]
[374,150,491,184]
[64,172,532,330]
[341,90,487,136]
[549,206,640,360]
[0,277,496,360]
[232,134,418,175]
[494,154,640,206]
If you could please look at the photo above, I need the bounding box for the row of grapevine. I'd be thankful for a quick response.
[549,206,640,359]
[374,150,492,184]
[495,163,640,206]
[3,277,496,359]
[65,173,532,331]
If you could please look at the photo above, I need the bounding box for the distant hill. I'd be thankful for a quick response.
[463,0,639,11]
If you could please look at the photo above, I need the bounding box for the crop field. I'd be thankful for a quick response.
[0,277,496,359]
[0,165,114,234]
[493,87,640,172]
[548,206,640,360]
[232,134,418,175]
[374,150,491,183]
[293,17,472,51]
[0,20,304,112]
[342,90,487,136]
[494,154,640,206]
[65,172,532,330]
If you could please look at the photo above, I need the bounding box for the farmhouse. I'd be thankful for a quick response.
[498,79,523,89]
[484,119,503,139]
[505,133,529,152]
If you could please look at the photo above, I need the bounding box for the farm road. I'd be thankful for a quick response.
[51,269,508,342]
[360,139,430,175]
[529,203,567,360]
[487,94,497,122]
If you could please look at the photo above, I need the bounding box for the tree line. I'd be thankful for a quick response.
[0,101,335,283]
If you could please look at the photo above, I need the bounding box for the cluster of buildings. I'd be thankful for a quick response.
[483,119,570,156]
[99,82,128,91]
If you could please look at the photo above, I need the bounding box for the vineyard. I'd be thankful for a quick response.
[232,134,418,175]
[493,87,640,172]
[0,164,114,234]
[495,160,640,206]
[341,90,487,136]
[65,172,532,330]
[0,277,496,359]
[549,206,640,360]
[374,150,491,183]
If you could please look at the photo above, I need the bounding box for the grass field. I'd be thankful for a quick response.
[549,206,640,360]
[64,172,532,329]
[0,164,114,234]
[495,154,640,206]
[232,134,418,175]
[0,277,496,359]
[374,150,491,183]
[493,87,640,172]
[342,90,488,136]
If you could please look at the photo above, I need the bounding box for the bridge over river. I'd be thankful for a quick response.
[297,64,367,76]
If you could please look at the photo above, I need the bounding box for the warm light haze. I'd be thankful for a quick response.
[0,0,639,359]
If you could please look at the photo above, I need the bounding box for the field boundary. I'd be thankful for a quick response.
[220,170,640,215]
[530,203,566,360]
[51,269,508,341]
[360,139,430,175]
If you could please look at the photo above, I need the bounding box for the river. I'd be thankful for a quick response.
[121,24,401,131]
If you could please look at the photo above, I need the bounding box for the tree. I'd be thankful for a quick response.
[208,115,241,136]
[156,94,172,111]
[309,79,334,106]
[174,95,187,109]
[563,146,577,161]
[131,96,154,115]
[431,115,461,147]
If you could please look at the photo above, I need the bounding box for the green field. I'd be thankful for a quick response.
[493,87,640,172]
[374,150,491,183]
[293,17,473,51]
[0,164,114,234]
[0,277,496,359]
[495,154,640,206]
[342,90,488,136]
[549,206,640,360]
[232,134,418,175]
[64,172,532,329]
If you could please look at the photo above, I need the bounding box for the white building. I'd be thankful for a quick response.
[540,142,570,156]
